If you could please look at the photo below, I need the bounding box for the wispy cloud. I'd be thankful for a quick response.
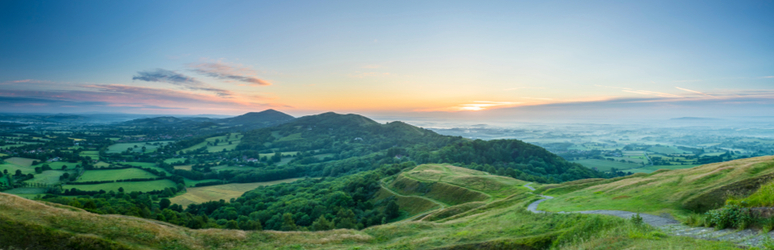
[595,85,683,98]
[762,76,774,79]
[2,79,56,84]
[672,79,702,83]
[132,69,233,97]
[676,87,717,99]
[505,86,545,91]
[189,62,271,86]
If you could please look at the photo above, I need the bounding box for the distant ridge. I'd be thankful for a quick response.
[219,109,295,127]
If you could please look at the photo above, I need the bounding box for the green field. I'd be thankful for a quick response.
[163,158,186,164]
[78,168,158,182]
[171,178,305,207]
[79,151,100,161]
[32,161,79,170]
[63,179,176,192]
[275,132,302,142]
[106,141,172,154]
[183,178,221,187]
[646,145,691,154]
[210,165,252,173]
[4,157,37,167]
[572,159,641,171]
[179,134,241,153]
[28,170,70,185]
[3,187,47,199]
[627,164,701,173]
[122,162,171,175]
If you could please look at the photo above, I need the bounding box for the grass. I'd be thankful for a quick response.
[647,145,691,154]
[28,170,70,185]
[170,178,305,207]
[63,179,176,192]
[106,141,172,154]
[275,133,303,142]
[79,151,100,161]
[539,156,774,219]
[122,162,171,175]
[164,158,186,164]
[4,157,37,167]
[183,178,221,187]
[627,164,701,174]
[32,161,80,170]
[0,161,747,250]
[573,159,642,171]
[78,168,158,182]
[174,165,193,171]
[1,163,34,175]
[179,134,242,153]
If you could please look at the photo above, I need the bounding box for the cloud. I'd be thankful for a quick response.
[189,62,271,86]
[2,79,56,84]
[676,87,717,99]
[132,69,232,97]
[762,76,774,79]
[133,69,200,84]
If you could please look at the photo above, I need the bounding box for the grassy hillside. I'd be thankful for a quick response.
[0,164,741,250]
[538,156,774,218]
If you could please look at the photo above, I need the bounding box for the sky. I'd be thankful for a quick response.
[1,0,773,121]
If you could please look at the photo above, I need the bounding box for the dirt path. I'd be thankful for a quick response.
[379,180,446,221]
[524,183,774,248]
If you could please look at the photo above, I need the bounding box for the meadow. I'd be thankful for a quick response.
[79,150,100,161]
[170,178,305,207]
[106,141,172,154]
[179,133,242,153]
[538,156,774,219]
[571,159,642,171]
[63,179,176,192]
[77,168,158,182]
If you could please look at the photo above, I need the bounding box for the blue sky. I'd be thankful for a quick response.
[1,0,772,119]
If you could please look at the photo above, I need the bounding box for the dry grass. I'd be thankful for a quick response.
[170,178,304,207]
[4,157,36,167]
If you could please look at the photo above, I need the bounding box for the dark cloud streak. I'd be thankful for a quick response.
[132,69,233,97]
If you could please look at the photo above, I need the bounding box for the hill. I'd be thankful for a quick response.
[0,165,740,250]
[218,109,295,127]
[537,155,774,218]
[234,112,606,183]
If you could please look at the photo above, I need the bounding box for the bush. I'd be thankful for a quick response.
[705,204,753,230]
[630,213,643,226]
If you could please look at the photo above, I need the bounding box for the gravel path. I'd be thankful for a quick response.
[523,183,774,248]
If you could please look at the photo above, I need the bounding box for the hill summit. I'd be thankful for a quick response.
[219,109,295,126]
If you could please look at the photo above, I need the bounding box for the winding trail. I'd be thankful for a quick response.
[379,179,446,221]
[524,183,774,247]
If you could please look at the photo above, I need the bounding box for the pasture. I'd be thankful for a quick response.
[5,157,37,167]
[78,168,157,182]
[179,133,241,153]
[63,179,176,192]
[106,141,172,154]
[627,164,701,174]
[3,187,47,199]
[79,151,100,161]
[123,162,171,175]
[28,170,69,185]
[32,161,78,170]
[170,178,304,207]
[173,165,192,171]
[183,178,221,187]
[572,159,641,171]
[646,145,691,155]
[163,158,186,164]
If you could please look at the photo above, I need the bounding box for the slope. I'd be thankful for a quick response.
[537,155,774,218]
[0,166,741,250]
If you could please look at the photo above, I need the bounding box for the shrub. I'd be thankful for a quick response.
[705,204,753,230]
[630,213,643,226]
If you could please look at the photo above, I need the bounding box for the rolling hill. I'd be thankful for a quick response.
[0,163,741,250]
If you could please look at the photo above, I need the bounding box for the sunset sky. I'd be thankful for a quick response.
[1,1,773,120]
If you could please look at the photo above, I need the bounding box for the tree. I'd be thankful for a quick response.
[15,170,22,176]
[118,187,125,193]
[385,200,400,219]
[281,213,297,231]
[335,209,356,229]
[159,198,171,210]
[311,215,334,231]
[272,152,282,163]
